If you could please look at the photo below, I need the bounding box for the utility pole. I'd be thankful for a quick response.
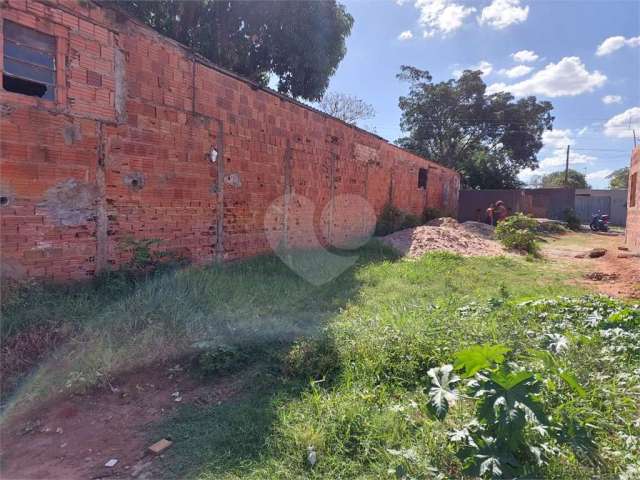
[634,129,637,148]
[564,145,570,186]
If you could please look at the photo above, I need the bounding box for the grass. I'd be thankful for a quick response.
[2,240,638,479]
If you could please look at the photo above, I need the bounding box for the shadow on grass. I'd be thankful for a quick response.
[2,241,398,469]
[153,356,304,479]
[146,244,397,478]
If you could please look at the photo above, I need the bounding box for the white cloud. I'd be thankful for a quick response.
[542,129,573,149]
[577,126,589,136]
[486,56,606,98]
[398,30,414,40]
[539,151,595,169]
[601,94,622,105]
[538,128,596,171]
[453,60,493,77]
[603,107,640,138]
[499,65,533,78]
[479,0,529,30]
[595,35,640,56]
[485,82,509,95]
[511,49,538,63]
[586,169,613,182]
[416,0,476,37]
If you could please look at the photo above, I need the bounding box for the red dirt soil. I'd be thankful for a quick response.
[543,232,640,300]
[0,362,242,480]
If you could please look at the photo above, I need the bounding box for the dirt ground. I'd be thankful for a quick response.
[0,362,244,480]
[380,218,505,257]
[542,231,640,299]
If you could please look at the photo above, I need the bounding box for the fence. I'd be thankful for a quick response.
[575,189,628,226]
[458,189,575,223]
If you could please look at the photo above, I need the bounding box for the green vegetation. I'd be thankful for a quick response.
[563,208,582,231]
[395,66,553,190]
[495,213,541,255]
[607,167,630,190]
[3,245,639,479]
[422,207,446,223]
[538,169,590,189]
[374,203,423,236]
[113,0,354,101]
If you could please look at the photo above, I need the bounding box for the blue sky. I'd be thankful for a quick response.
[321,0,640,188]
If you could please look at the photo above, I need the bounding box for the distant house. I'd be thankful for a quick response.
[575,189,628,226]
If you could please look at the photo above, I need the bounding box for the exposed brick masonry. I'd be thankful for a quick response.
[0,0,460,281]
[626,147,640,249]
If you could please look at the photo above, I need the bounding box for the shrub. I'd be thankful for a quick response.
[119,236,188,273]
[283,336,339,381]
[563,208,582,231]
[495,213,540,255]
[537,220,568,234]
[401,213,422,229]
[422,207,444,223]
[375,203,424,236]
[374,203,404,236]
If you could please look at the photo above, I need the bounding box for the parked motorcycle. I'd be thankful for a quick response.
[589,213,610,232]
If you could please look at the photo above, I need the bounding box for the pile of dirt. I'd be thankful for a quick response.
[380,218,504,257]
[424,217,460,228]
[460,221,496,240]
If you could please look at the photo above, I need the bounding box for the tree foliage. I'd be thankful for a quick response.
[108,0,354,101]
[607,167,629,189]
[395,66,554,189]
[539,169,589,189]
[317,92,375,125]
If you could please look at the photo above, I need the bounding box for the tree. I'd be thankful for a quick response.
[108,1,354,101]
[607,167,629,189]
[395,66,554,189]
[317,92,375,125]
[539,169,590,189]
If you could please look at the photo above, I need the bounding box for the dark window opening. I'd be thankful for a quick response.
[630,173,637,208]
[418,168,428,189]
[3,74,51,99]
[2,20,56,100]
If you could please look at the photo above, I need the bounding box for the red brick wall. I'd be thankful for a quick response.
[0,0,460,281]
[626,147,640,250]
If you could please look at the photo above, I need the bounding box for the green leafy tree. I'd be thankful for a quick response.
[395,66,554,189]
[539,169,589,189]
[606,167,629,189]
[108,0,354,101]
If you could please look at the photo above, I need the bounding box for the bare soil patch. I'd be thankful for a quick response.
[543,231,640,299]
[380,218,504,257]
[0,361,243,480]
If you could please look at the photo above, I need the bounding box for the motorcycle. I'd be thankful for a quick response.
[589,213,610,232]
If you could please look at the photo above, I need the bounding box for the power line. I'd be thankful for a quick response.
[571,147,631,152]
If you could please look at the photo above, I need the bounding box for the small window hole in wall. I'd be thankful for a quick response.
[0,196,10,207]
[418,168,428,189]
[2,20,57,100]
